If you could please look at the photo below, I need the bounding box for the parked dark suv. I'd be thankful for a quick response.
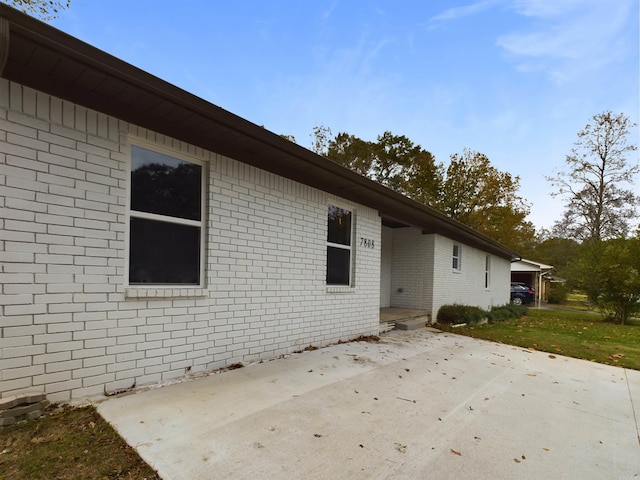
[510,282,535,305]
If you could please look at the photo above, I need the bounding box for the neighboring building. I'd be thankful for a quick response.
[0,6,518,402]
[511,259,553,305]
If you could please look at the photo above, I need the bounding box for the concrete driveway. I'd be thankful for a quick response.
[98,328,640,480]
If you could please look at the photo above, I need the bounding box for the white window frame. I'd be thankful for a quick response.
[126,140,206,288]
[452,243,462,272]
[485,255,491,289]
[326,205,353,286]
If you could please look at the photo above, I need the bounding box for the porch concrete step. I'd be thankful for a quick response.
[394,315,430,331]
[380,322,396,333]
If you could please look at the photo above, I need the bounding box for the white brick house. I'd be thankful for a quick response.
[0,7,517,402]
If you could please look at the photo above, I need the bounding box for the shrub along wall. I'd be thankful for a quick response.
[436,304,527,325]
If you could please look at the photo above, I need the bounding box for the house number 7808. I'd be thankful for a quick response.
[360,237,375,249]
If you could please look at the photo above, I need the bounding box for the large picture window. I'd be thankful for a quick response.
[128,145,204,285]
[326,205,352,286]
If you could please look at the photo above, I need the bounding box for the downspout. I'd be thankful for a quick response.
[538,270,551,309]
[0,17,9,76]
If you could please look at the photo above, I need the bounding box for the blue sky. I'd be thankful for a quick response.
[48,0,639,231]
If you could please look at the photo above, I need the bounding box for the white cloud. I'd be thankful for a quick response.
[510,0,589,18]
[321,0,340,21]
[428,0,500,26]
[428,0,636,84]
[497,0,636,83]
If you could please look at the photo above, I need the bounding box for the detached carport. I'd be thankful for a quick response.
[511,259,553,306]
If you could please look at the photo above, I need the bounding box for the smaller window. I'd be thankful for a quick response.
[452,243,462,271]
[485,255,491,288]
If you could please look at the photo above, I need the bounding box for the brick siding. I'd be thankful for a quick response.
[387,227,510,317]
[0,80,381,402]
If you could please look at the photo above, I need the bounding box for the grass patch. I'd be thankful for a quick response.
[563,292,592,311]
[0,404,160,480]
[437,308,640,370]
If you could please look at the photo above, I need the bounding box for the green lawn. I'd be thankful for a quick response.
[0,405,161,480]
[438,308,640,371]
[563,292,592,311]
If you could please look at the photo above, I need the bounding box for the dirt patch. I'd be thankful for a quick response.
[295,335,379,354]
[338,335,380,344]
[226,363,245,370]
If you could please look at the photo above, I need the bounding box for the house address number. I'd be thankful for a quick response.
[360,237,375,249]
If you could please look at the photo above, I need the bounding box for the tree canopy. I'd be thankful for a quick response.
[439,149,534,250]
[524,234,579,278]
[567,237,640,324]
[3,0,70,20]
[547,111,639,242]
[325,131,443,207]
[315,128,533,251]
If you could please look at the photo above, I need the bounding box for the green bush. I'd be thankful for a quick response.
[488,304,527,322]
[437,303,527,325]
[547,283,568,304]
[436,304,487,325]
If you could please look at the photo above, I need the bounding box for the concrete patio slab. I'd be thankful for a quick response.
[97,329,640,480]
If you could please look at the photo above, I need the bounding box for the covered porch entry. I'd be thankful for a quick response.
[379,218,433,331]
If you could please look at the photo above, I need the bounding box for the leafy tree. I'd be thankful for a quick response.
[314,128,534,250]
[3,0,70,20]
[526,235,579,278]
[548,111,639,242]
[401,144,442,208]
[280,134,296,143]
[369,132,442,199]
[310,124,332,156]
[325,132,374,176]
[324,130,442,206]
[439,149,534,251]
[568,238,640,324]
[368,131,414,192]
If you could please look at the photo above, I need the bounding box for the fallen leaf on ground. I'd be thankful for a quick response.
[395,443,407,453]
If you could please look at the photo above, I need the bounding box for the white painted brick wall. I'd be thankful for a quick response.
[430,234,510,316]
[0,80,380,402]
[389,227,428,309]
[387,228,510,319]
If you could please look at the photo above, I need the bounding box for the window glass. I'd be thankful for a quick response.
[326,205,352,286]
[129,217,201,284]
[485,255,491,288]
[131,145,202,221]
[452,244,461,270]
[129,145,203,286]
[327,247,351,285]
[327,205,351,246]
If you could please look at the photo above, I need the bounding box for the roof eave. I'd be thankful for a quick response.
[0,5,519,260]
